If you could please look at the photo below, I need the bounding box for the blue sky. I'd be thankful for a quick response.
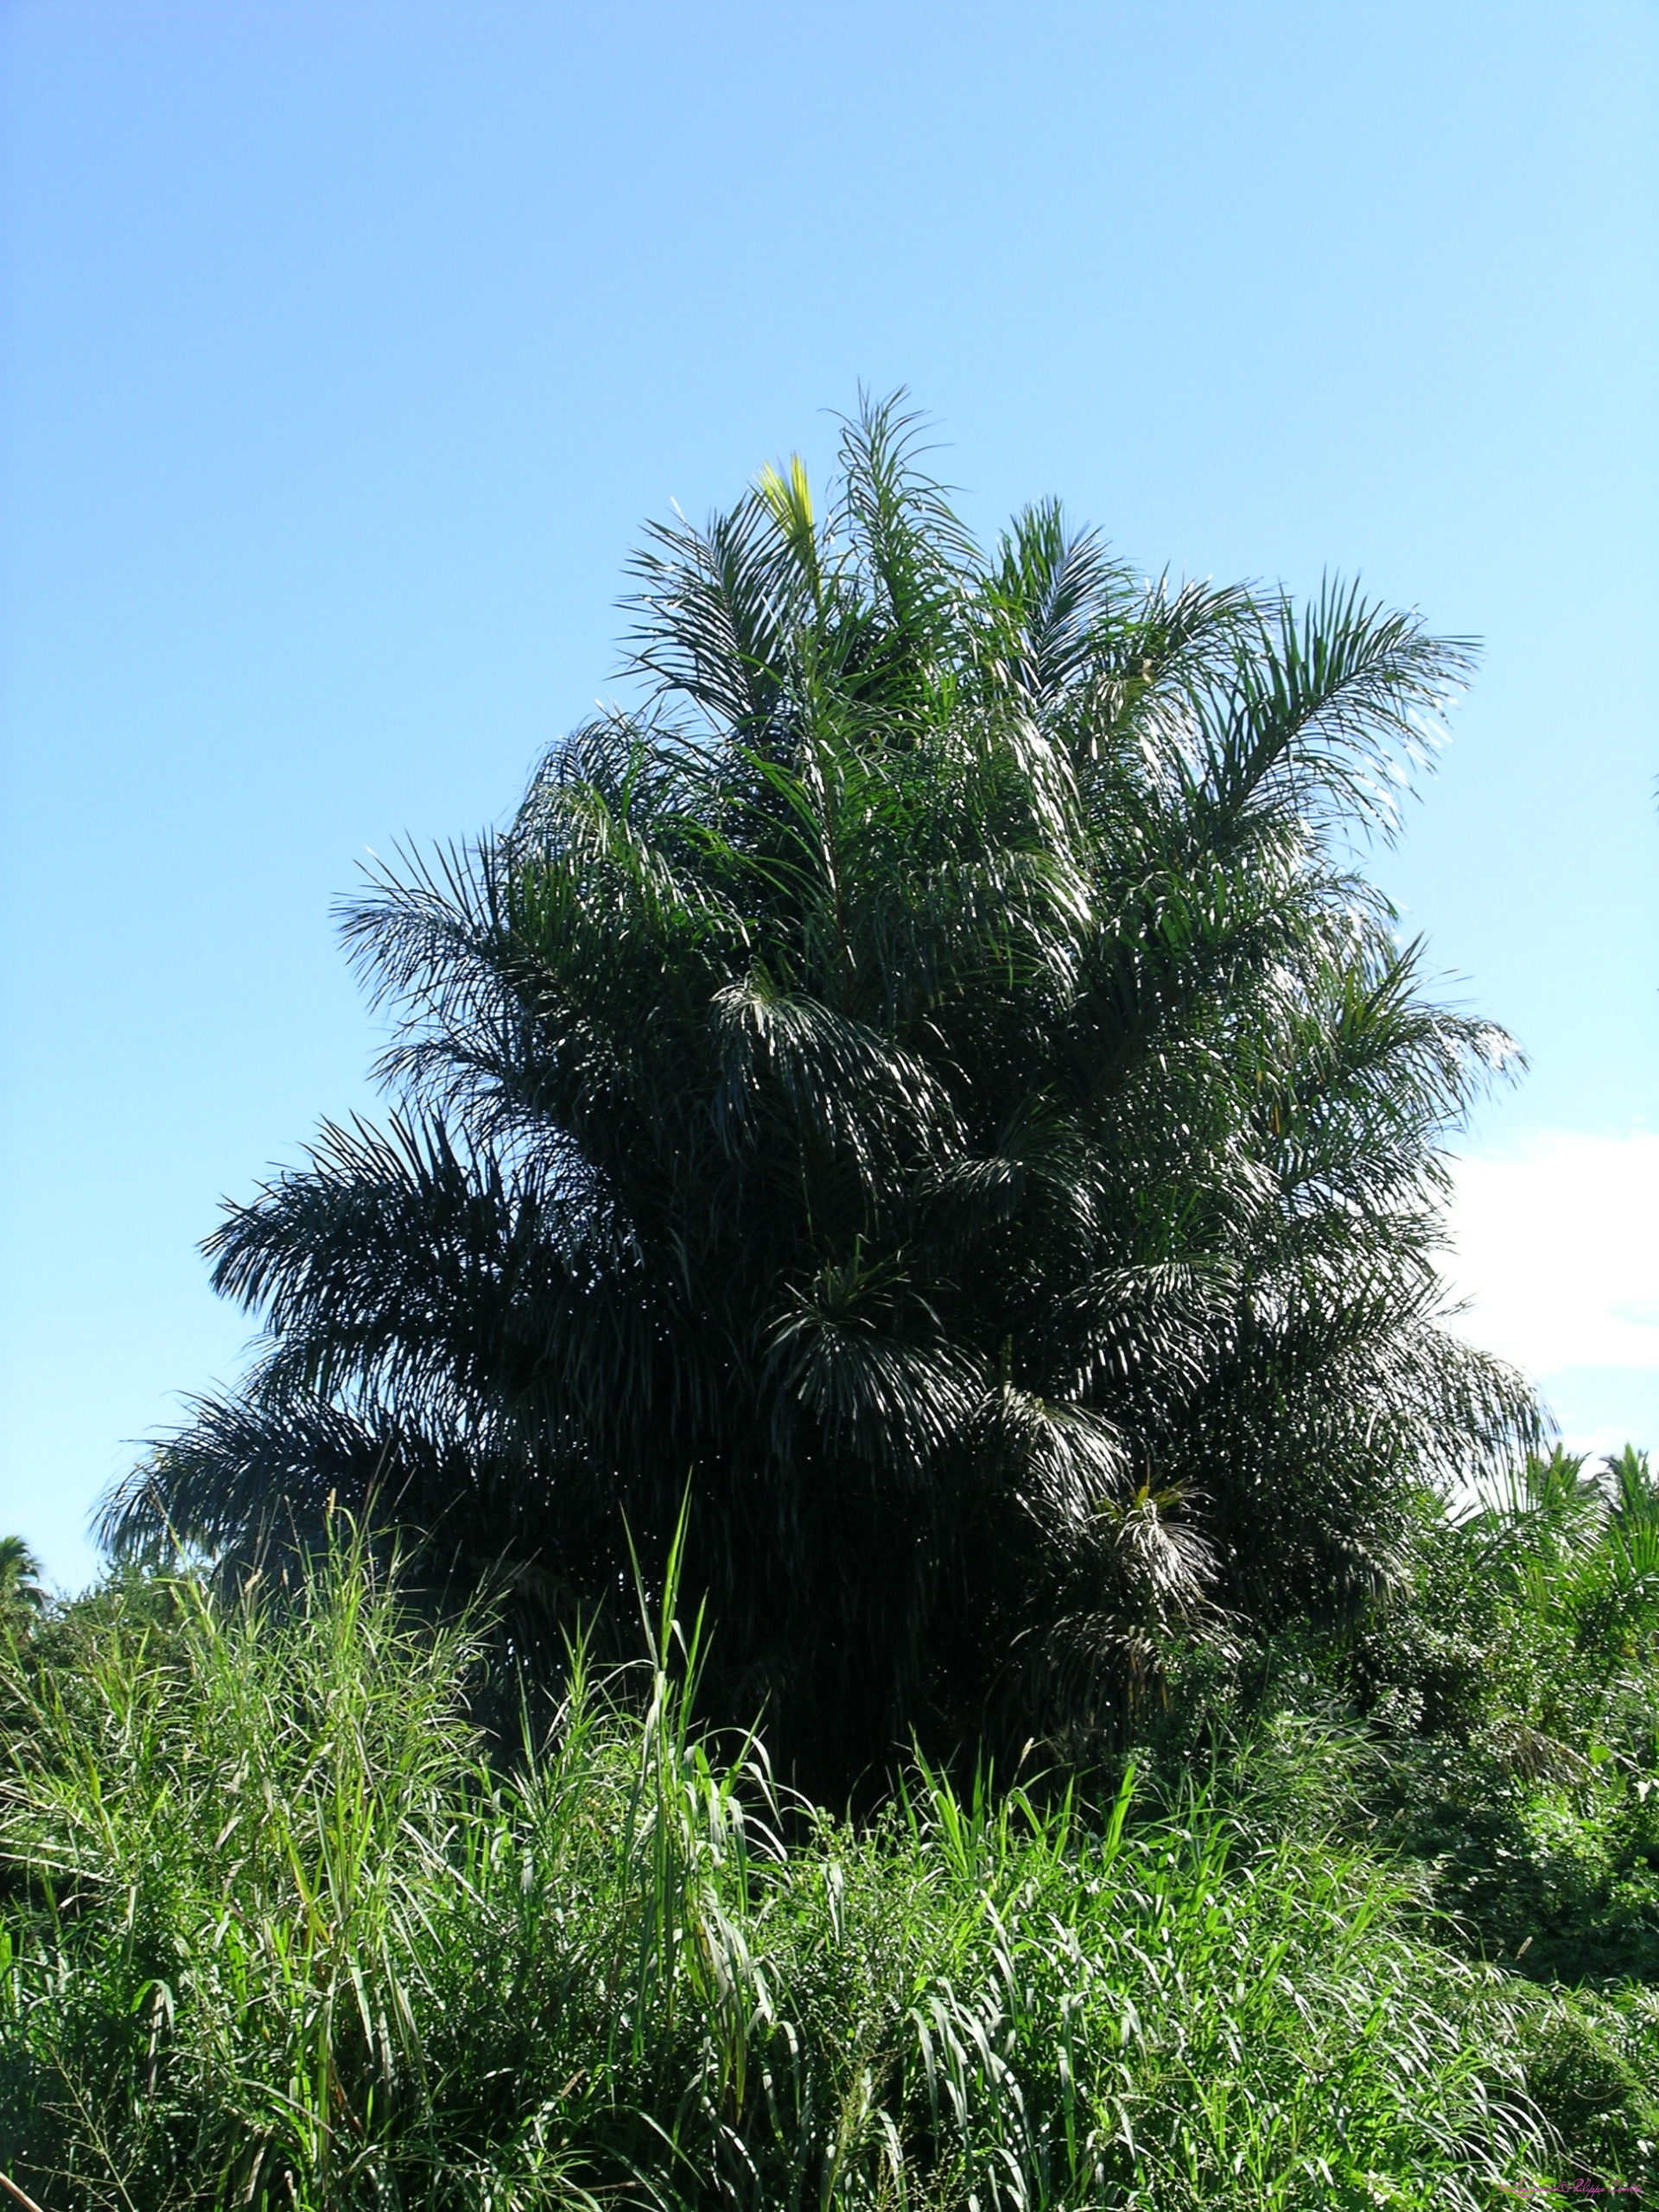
[3,1,1656,1586]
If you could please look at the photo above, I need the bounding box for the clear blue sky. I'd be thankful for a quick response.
[3,1,1656,1586]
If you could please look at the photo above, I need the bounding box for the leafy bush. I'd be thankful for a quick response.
[1,1548,1573,2209]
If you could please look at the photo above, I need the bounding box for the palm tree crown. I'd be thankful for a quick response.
[104,398,1538,1792]
[0,1535,49,1630]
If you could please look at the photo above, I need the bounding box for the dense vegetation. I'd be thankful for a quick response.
[2,1494,1657,2206]
[5,406,1656,2204]
[102,401,1534,1795]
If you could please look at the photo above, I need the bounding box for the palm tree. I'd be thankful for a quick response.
[0,1536,48,1633]
[102,398,1538,1792]
[1471,1445,1659,1676]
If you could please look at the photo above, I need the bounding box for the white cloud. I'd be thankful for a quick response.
[1442,1131,1659,1377]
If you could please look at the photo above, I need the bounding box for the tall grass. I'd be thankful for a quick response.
[2,1551,1563,2209]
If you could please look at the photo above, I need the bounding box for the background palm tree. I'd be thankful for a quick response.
[0,1535,49,1635]
[1469,1445,1659,1684]
[103,399,1538,1794]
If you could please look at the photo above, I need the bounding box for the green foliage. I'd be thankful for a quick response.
[1512,1988,1659,2187]
[1,1550,1583,2210]
[0,1537,48,1641]
[1058,1447,1659,2186]
[101,398,1536,1793]
[1336,1450,1659,1987]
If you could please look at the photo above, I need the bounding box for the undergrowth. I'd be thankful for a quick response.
[0,1545,1618,2210]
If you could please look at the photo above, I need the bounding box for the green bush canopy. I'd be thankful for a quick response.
[104,399,1538,1795]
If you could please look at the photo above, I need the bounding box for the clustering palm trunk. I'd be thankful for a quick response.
[104,399,1538,1796]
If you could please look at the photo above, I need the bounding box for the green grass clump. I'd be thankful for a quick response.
[0,1552,1566,2210]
